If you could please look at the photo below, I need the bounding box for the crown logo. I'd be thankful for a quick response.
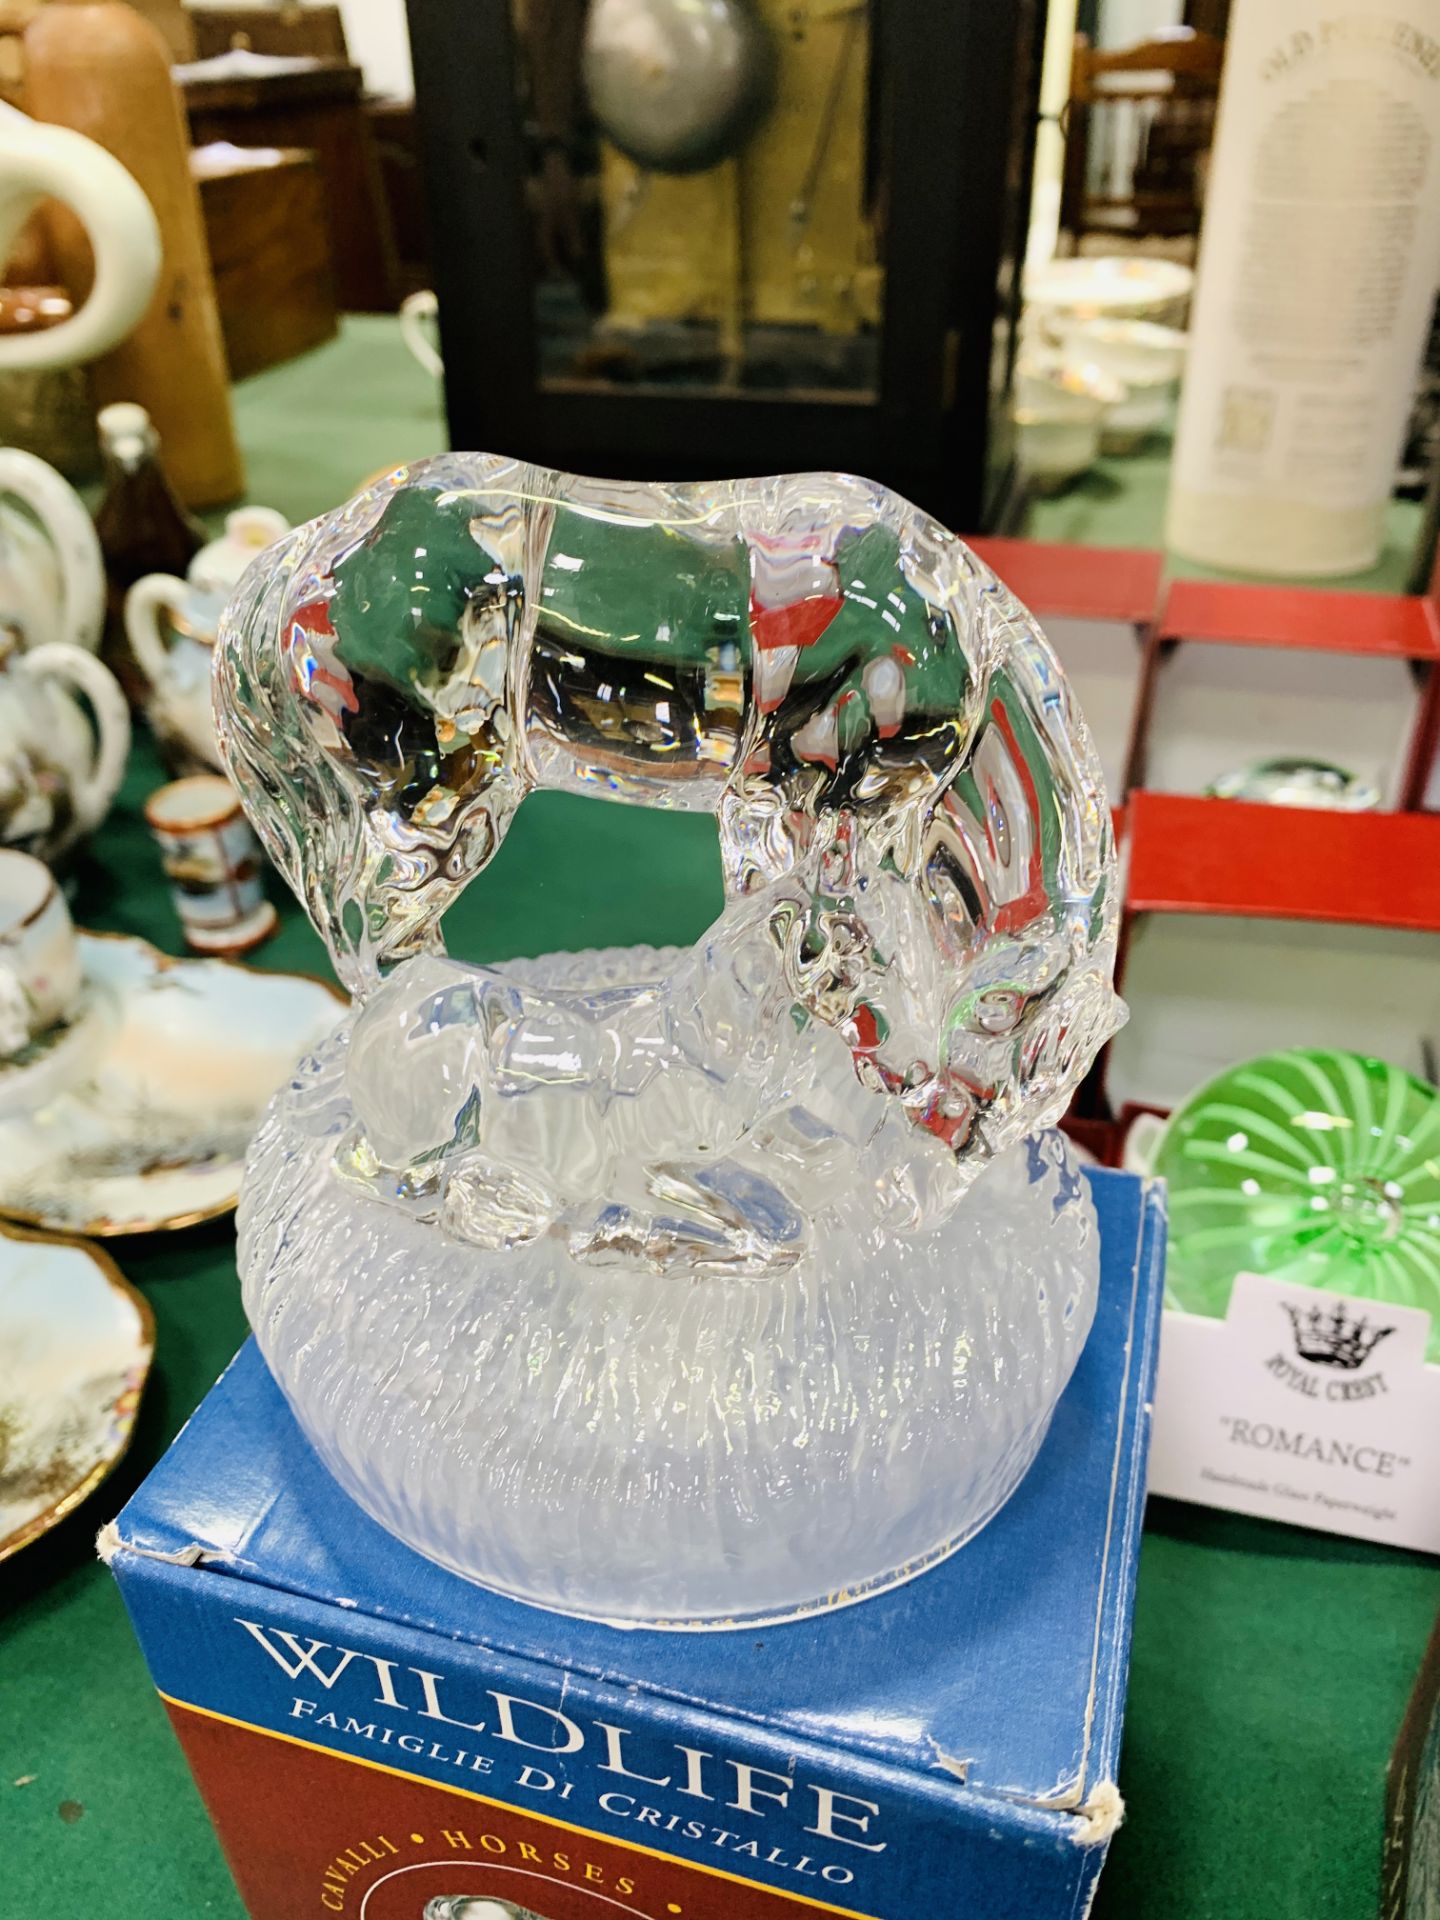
[1282,1299,1394,1371]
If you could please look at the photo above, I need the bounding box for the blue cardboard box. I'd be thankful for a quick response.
[108,1168,1164,1920]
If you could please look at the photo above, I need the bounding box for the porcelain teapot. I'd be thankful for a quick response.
[0,446,106,654]
[0,635,130,863]
[0,110,155,657]
[125,506,288,771]
[0,103,160,374]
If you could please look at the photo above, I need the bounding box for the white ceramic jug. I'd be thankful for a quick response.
[0,103,160,374]
[126,506,289,770]
[0,639,130,862]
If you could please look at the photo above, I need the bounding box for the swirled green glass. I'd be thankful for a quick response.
[1155,1048,1440,1362]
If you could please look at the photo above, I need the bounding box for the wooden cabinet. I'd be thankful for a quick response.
[192,143,338,378]
[183,61,397,312]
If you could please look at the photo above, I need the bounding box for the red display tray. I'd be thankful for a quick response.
[969,538,1440,810]
[1156,580,1440,661]
[1122,791,1440,934]
[968,537,1162,625]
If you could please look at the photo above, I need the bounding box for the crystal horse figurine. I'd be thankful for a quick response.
[215,456,1123,1625]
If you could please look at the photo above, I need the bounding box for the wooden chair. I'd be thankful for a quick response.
[1059,29,1224,248]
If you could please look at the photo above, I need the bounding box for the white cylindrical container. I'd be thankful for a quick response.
[1167,0,1440,576]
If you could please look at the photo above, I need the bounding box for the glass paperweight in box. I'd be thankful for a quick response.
[213,457,1123,1627]
[1155,1047,1440,1363]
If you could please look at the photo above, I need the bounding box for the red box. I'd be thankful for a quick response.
[1101,792,1440,1119]
[969,538,1162,807]
[1131,581,1440,811]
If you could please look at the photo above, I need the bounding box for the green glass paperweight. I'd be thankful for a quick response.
[1155,1048,1440,1361]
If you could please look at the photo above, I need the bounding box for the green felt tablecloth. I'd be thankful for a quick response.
[5,318,1439,1918]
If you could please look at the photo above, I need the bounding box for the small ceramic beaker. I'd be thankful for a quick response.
[0,847,81,1056]
[143,774,276,955]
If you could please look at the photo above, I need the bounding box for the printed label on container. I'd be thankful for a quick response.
[166,1698,872,1920]
[1148,1272,1440,1551]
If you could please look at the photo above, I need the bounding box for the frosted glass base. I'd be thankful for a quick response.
[239,950,1101,1628]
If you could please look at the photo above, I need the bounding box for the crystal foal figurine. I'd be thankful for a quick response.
[214,457,1123,1626]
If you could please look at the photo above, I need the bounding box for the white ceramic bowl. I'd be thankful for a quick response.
[1014,410,1103,491]
[1024,255,1194,329]
[1059,317,1188,387]
[1015,351,1126,417]
[1058,320,1185,452]
[1014,352,1124,487]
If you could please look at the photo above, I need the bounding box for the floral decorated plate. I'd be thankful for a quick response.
[0,933,342,1235]
[0,1220,154,1558]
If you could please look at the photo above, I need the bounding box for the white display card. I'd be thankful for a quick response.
[1149,1273,1440,1553]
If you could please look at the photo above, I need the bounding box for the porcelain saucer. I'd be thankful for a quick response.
[0,932,343,1236]
[0,1220,154,1559]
